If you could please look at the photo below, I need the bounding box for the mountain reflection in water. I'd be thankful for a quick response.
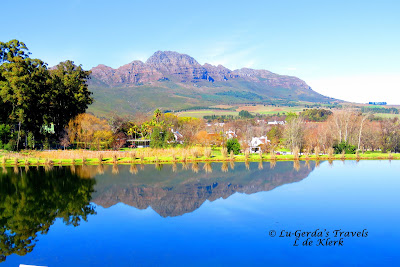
[90,161,315,217]
[0,161,314,262]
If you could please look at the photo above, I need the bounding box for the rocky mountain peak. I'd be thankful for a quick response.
[146,51,201,67]
[145,51,207,82]
[88,50,333,106]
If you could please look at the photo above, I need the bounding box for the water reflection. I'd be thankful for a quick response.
[0,161,316,262]
[91,161,315,218]
[0,167,96,262]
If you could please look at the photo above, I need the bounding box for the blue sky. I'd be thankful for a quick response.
[2,0,399,104]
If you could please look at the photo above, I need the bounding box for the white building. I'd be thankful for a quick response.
[249,136,270,153]
[267,120,285,125]
[171,129,184,144]
[225,130,237,139]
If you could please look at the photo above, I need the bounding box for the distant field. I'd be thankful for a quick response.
[175,105,307,118]
[372,113,400,119]
[237,105,305,115]
[176,109,239,118]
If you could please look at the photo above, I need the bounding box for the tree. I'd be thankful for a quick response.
[326,109,358,144]
[0,40,93,149]
[357,113,371,150]
[284,116,305,151]
[60,132,71,150]
[285,112,298,123]
[111,132,127,150]
[300,108,332,122]
[239,110,253,118]
[177,117,202,144]
[150,127,163,148]
[379,119,400,153]
[154,108,162,122]
[195,130,211,146]
[0,40,53,148]
[49,60,93,137]
[267,125,283,146]
[66,113,113,149]
[227,138,241,154]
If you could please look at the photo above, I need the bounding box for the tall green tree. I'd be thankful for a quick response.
[0,40,93,149]
[0,40,52,148]
[49,60,93,137]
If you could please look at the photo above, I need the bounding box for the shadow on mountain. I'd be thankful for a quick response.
[91,161,315,217]
[0,167,96,262]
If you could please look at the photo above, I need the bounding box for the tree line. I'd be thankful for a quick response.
[0,40,93,150]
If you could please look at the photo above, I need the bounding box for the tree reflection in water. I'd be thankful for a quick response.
[0,166,96,262]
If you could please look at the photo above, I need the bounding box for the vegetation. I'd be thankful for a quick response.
[239,110,254,118]
[226,138,241,155]
[361,106,399,114]
[0,40,93,150]
[215,90,264,101]
[333,141,357,154]
[0,40,399,163]
[300,108,332,122]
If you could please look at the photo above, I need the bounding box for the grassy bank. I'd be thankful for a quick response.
[0,148,399,167]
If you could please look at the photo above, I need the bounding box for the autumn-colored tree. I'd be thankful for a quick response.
[379,118,400,153]
[177,117,202,144]
[67,113,113,149]
[267,125,283,146]
[284,116,305,151]
[195,130,211,146]
[361,121,380,151]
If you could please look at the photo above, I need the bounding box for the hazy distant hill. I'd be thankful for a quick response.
[87,51,336,116]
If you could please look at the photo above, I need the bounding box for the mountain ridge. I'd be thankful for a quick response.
[86,51,337,115]
[90,50,312,89]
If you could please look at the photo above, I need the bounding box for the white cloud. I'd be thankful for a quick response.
[308,74,400,105]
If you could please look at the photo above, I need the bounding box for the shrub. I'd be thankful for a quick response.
[226,138,240,155]
[333,141,356,154]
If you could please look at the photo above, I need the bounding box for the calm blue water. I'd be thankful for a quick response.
[1,161,399,266]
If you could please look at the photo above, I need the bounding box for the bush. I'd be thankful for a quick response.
[4,140,15,151]
[227,138,240,155]
[333,141,356,154]
[150,127,165,148]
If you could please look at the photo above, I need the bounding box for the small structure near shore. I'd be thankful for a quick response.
[249,136,270,153]
[127,139,151,148]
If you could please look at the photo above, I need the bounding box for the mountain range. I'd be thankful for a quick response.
[87,51,337,116]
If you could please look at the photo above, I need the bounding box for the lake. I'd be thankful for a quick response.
[1,161,399,266]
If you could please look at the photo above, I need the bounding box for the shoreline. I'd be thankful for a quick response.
[0,153,399,167]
